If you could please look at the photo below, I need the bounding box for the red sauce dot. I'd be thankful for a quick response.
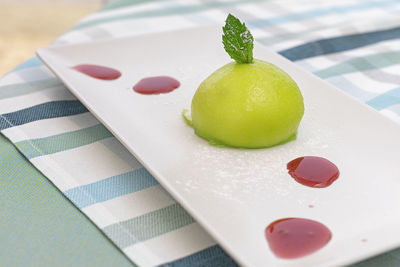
[265,218,332,259]
[133,76,180,95]
[287,156,339,188]
[361,239,367,243]
[72,64,121,80]
[308,205,314,208]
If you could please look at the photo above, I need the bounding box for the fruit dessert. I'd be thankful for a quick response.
[184,14,304,148]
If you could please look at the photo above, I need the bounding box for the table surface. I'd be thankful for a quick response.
[2,0,400,266]
[0,134,133,266]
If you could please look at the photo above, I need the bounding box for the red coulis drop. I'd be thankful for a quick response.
[133,76,180,94]
[287,156,339,188]
[72,64,121,80]
[265,218,332,259]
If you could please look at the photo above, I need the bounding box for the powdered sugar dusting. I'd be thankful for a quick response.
[175,110,335,205]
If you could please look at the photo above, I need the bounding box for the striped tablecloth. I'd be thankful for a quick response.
[2,0,400,265]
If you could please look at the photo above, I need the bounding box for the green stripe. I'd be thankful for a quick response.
[15,124,113,159]
[103,203,195,248]
[0,78,63,100]
[314,51,400,79]
[74,0,267,30]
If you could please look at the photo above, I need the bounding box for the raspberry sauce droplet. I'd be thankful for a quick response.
[133,76,180,95]
[265,218,332,259]
[72,64,121,80]
[287,156,339,188]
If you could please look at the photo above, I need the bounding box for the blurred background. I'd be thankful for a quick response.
[0,0,106,76]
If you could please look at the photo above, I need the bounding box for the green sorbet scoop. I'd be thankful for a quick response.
[185,14,304,148]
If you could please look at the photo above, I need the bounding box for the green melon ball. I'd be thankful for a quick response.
[190,59,304,148]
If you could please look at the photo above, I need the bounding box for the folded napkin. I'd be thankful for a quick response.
[2,0,400,265]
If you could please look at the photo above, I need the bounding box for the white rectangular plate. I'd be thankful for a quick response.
[37,26,400,266]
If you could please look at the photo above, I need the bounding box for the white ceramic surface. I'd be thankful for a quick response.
[37,26,400,266]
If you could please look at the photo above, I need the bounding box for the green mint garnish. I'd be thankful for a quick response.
[222,14,254,64]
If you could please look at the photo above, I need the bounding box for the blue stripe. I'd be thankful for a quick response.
[64,168,159,208]
[279,25,400,61]
[161,245,237,267]
[0,100,88,130]
[366,87,400,110]
[248,0,398,29]
[11,56,44,72]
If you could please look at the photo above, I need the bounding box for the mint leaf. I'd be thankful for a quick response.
[222,14,254,64]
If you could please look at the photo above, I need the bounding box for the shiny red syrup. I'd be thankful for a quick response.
[287,156,339,188]
[133,76,180,94]
[72,64,121,80]
[265,218,332,259]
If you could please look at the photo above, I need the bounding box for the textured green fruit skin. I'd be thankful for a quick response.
[191,59,304,148]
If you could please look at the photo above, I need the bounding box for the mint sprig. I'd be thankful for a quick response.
[222,14,254,64]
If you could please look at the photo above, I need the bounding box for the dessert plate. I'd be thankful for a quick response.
[37,26,400,266]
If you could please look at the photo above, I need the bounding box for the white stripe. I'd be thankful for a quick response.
[244,0,363,20]
[30,154,82,190]
[377,64,400,77]
[124,223,216,267]
[338,71,399,94]
[240,2,288,18]
[32,138,141,191]
[302,57,334,70]
[83,185,175,228]
[55,30,93,45]
[381,109,400,124]
[99,15,198,39]
[3,112,99,142]
[77,0,215,25]
[186,9,224,24]
[0,86,75,114]
[79,1,167,23]
[0,66,54,86]
[99,137,144,168]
